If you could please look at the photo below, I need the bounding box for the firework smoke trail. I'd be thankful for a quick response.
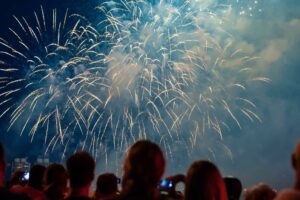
[0,0,268,163]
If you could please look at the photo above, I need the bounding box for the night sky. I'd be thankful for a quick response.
[1,0,300,191]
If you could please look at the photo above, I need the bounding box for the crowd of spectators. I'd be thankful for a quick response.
[1,139,300,200]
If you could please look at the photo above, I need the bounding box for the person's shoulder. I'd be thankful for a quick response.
[0,186,31,200]
[22,186,45,199]
[118,194,151,200]
[274,188,300,200]
[64,196,93,200]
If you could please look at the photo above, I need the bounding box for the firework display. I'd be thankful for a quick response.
[0,0,268,163]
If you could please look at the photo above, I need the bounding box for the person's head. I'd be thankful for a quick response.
[292,140,300,172]
[66,151,95,189]
[244,183,276,200]
[274,189,300,200]
[185,160,228,200]
[224,177,242,200]
[0,143,5,171]
[122,140,165,190]
[95,173,118,196]
[292,140,300,190]
[43,163,68,199]
[28,164,46,190]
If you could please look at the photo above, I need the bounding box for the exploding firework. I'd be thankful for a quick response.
[0,6,107,158]
[0,0,268,163]
[90,0,269,160]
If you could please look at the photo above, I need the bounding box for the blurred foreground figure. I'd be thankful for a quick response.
[120,140,165,200]
[275,140,300,200]
[65,151,95,200]
[94,173,119,200]
[43,163,68,200]
[11,164,46,200]
[8,170,27,189]
[244,183,276,200]
[0,143,30,200]
[224,177,242,200]
[185,160,228,200]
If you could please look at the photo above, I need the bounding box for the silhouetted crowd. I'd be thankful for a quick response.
[1,139,300,200]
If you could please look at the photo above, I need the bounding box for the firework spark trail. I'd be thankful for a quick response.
[0,6,110,158]
[91,0,269,159]
[0,0,268,162]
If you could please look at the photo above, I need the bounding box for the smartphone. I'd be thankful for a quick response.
[21,172,30,181]
[160,179,173,189]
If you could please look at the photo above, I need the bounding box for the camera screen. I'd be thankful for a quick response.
[160,179,173,188]
[22,172,30,181]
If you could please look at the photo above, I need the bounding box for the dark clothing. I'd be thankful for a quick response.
[64,196,92,200]
[119,194,145,200]
[0,186,31,200]
[119,194,159,200]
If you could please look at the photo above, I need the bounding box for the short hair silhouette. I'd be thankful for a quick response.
[121,140,165,199]
[43,163,68,200]
[185,160,228,200]
[224,177,242,200]
[293,140,300,166]
[28,164,46,191]
[96,173,118,195]
[66,151,95,188]
[244,183,276,200]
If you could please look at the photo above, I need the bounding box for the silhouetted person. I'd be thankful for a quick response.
[94,173,119,200]
[0,143,30,200]
[224,177,242,200]
[159,174,185,200]
[185,160,228,200]
[120,140,166,200]
[244,183,276,200]
[275,140,300,199]
[43,163,68,200]
[64,151,95,200]
[8,170,27,189]
[11,164,46,200]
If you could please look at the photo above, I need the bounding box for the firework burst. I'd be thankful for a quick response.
[90,0,269,160]
[0,0,268,163]
[0,6,107,158]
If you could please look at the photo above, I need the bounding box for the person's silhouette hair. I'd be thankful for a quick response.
[67,151,95,189]
[224,177,242,200]
[244,183,276,200]
[43,163,68,200]
[28,164,46,191]
[0,143,31,200]
[121,140,165,200]
[65,151,95,200]
[95,173,119,200]
[185,160,228,200]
